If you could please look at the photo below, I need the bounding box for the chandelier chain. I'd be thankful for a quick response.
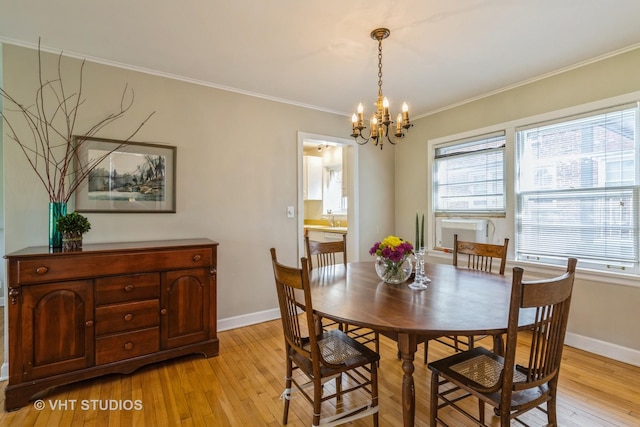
[378,39,383,97]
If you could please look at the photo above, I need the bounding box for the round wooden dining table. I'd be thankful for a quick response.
[308,261,535,427]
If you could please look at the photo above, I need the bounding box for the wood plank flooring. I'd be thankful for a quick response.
[0,318,639,426]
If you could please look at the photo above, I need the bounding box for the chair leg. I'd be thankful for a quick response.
[430,370,439,426]
[283,358,292,425]
[313,377,322,426]
[372,362,379,427]
[423,340,429,364]
[499,405,511,427]
[548,379,559,426]
[478,399,485,424]
[493,334,505,356]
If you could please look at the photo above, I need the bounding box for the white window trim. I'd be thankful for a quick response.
[427,90,640,289]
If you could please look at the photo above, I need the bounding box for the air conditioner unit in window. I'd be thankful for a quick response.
[440,219,487,249]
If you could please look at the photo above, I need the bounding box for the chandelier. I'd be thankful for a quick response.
[350,28,412,149]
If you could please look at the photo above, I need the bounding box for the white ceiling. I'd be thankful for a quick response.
[2,0,640,119]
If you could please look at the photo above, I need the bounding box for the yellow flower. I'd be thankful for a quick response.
[381,235,402,248]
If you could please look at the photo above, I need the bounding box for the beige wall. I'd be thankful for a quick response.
[5,42,638,363]
[1,44,396,322]
[396,48,640,356]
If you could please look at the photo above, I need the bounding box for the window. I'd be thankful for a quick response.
[433,132,505,214]
[515,103,639,272]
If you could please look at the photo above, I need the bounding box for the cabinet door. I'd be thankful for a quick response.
[20,280,94,381]
[304,156,323,200]
[161,268,210,349]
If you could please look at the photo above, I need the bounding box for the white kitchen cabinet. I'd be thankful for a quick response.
[303,156,322,200]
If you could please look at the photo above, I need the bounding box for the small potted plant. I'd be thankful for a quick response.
[56,212,91,251]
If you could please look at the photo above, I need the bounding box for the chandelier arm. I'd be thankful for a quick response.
[355,137,371,146]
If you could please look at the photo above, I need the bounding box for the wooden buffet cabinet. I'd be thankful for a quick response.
[4,238,219,411]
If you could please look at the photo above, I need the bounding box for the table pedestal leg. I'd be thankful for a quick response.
[398,333,418,427]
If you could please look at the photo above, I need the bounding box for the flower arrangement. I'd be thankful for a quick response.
[369,235,414,283]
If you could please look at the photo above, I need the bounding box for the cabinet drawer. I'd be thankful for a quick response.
[95,300,160,335]
[96,273,159,305]
[96,327,159,365]
[14,248,213,284]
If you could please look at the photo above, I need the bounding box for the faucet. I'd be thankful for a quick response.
[321,215,335,227]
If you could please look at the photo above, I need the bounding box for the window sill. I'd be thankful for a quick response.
[426,249,640,289]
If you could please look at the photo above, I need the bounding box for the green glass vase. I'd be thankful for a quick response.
[49,202,67,249]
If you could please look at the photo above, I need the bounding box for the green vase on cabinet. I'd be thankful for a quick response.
[49,202,67,249]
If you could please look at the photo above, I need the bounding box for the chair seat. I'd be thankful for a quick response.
[293,330,380,377]
[430,347,525,390]
[430,346,551,413]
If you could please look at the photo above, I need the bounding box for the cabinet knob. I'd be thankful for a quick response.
[123,313,133,321]
[123,342,134,351]
[193,254,202,262]
[35,266,49,275]
[85,320,94,328]
[124,284,134,292]
[160,308,168,316]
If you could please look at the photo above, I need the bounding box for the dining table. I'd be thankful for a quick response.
[308,261,535,427]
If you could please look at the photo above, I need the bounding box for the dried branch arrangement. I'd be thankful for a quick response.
[0,39,155,203]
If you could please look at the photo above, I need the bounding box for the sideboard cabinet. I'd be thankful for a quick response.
[4,238,219,411]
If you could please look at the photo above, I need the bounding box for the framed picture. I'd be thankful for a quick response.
[75,137,176,213]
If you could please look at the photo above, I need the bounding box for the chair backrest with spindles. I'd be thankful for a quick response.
[269,248,320,369]
[453,234,509,275]
[499,258,577,408]
[304,234,347,270]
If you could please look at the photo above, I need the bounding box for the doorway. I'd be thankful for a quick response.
[297,132,358,262]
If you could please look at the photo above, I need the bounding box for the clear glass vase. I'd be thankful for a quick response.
[375,256,413,284]
[49,202,67,249]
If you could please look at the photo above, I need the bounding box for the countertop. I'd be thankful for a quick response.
[304,224,348,234]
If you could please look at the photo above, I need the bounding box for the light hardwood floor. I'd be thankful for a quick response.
[0,317,639,426]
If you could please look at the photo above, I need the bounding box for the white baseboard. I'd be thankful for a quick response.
[1,362,7,381]
[565,332,640,367]
[218,308,281,332]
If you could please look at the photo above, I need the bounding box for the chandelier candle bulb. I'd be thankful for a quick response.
[402,102,410,124]
[383,97,390,122]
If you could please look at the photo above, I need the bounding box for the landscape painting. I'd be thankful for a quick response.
[75,138,176,213]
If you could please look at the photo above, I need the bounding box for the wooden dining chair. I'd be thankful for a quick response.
[425,234,510,363]
[270,248,380,427]
[305,235,380,357]
[428,258,577,426]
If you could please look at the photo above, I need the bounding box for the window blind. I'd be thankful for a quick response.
[515,103,639,271]
[434,132,505,213]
